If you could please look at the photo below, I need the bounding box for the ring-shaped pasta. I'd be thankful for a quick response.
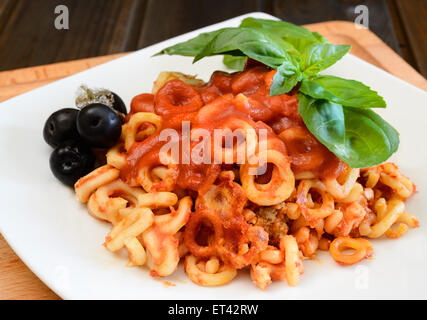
[154,79,203,116]
[153,196,192,235]
[280,235,303,287]
[296,180,334,222]
[125,112,162,151]
[87,179,146,225]
[152,72,204,95]
[137,152,179,192]
[329,237,373,265]
[184,209,224,258]
[75,165,120,203]
[185,255,237,287]
[240,149,295,206]
[196,177,247,228]
[322,168,360,200]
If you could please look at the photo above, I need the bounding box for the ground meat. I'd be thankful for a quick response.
[253,204,289,246]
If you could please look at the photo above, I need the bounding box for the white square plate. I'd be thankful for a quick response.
[1,12,426,300]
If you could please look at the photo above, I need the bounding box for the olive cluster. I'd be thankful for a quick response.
[43,88,126,186]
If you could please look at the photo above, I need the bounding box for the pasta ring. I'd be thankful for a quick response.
[279,126,324,172]
[75,165,120,203]
[184,209,224,258]
[329,237,373,265]
[137,152,179,192]
[322,168,360,200]
[185,255,237,287]
[87,179,146,225]
[280,235,303,287]
[240,149,295,205]
[155,79,203,116]
[153,196,192,235]
[125,112,162,151]
[296,179,334,223]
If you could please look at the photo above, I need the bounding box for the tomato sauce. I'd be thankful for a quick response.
[121,66,345,189]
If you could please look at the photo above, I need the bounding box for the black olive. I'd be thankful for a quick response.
[43,108,79,148]
[49,140,95,186]
[77,103,122,148]
[111,92,127,115]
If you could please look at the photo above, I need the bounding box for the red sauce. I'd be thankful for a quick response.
[122,66,345,189]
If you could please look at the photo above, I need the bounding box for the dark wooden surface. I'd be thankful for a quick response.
[0,0,426,75]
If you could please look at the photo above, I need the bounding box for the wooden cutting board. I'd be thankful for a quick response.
[0,21,426,301]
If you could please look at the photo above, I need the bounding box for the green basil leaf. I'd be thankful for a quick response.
[240,17,318,41]
[270,60,302,95]
[300,75,386,108]
[297,93,345,147]
[342,107,399,167]
[240,18,326,57]
[298,94,399,168]
[156,30,223,56]
[223,55,247,70]
[193,27,288,68]
[301,43,351,76]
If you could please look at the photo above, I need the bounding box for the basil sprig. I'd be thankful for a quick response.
[157,18,399,168]
[298,94,399,168]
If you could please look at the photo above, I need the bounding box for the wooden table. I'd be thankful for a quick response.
[0,0,426,77]
[0,18,426,300]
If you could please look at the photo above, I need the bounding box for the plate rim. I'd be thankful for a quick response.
[1,11,426,300]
